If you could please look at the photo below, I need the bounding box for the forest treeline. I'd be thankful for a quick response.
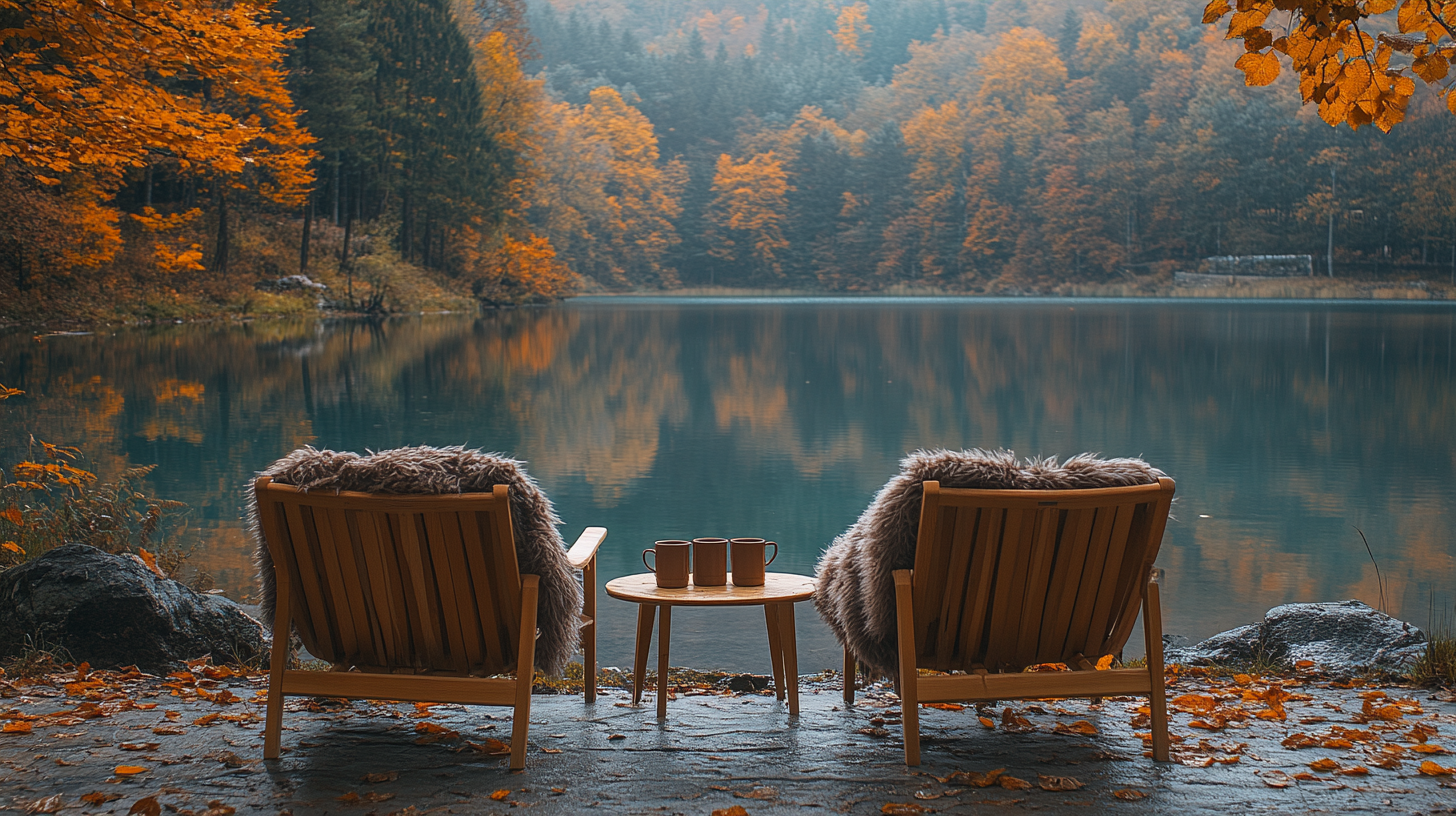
[524,0,1456,290]
[4,0,1456,320]
[0,0,572,321]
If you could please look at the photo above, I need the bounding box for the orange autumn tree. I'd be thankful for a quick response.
[705,152,793,281]
[1205,0,1456,131]
[0,0,314,278]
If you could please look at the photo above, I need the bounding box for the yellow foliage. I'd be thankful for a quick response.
[706,152,793,278]
[833,3,872,57]
[1206,0,1452,131]
[0,0,315,271]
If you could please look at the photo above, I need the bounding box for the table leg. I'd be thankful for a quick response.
[657,605,672,719]
[764,604,785,701]
[775,602,800,716]
[633,604,655,705]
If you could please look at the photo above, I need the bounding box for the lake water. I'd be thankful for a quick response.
[3,298,1454,674]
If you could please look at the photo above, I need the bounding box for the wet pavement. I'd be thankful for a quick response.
[2,668,1455,815]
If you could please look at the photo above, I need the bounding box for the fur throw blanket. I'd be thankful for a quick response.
[247,445,581,676]
[814,449,1166,678]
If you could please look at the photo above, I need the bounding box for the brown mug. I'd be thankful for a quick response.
[730,538,779,587]
[643,540,691,588]
[691,537,729,587]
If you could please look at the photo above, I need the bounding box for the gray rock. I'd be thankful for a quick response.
[1164,600,1426,674]
[724,674,772,692]
[0,544,268,674]
[1164,624,1260,667]
[1262,600,1426,673]
[254,274,327,293]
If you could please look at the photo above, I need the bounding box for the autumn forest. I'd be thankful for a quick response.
[4,0,1456,322]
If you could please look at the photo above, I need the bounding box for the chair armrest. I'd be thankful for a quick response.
[566,527,607,570]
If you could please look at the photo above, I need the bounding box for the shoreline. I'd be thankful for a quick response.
[4,283,1455,333]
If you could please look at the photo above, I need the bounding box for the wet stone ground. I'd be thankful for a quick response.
[1,664,1454,815]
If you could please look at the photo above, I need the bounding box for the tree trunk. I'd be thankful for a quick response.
[341,201,354,308]
[5,240,25,292]
[332,161,341,225]
[402,186,413,263]
[299,195,313,274]
[215,186,230,276]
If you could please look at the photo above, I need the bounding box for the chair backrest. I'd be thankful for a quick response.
[910,477,1175,673]
[253,477,523,677]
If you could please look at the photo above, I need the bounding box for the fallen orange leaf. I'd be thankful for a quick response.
[998,774,1032,790]
[1308,758,1340,772]
[1418,760,1455,776]
[712,807,749,816]
[923,702,963,711]
[1095,654,1115,670]
[113,765,148,775]
[1053,720,1097,736]
[128,795,161,816]
[2,721,32,733]
[464,737,510,755]
[81,793,122,804]
[881,804,932,814]
[1336,766,1369,776]
[119,742,159,751]
[490,789,511,801]
[1411,744,1449,754]
[944,768,1004,787]
[978,716,995,729]
[1111,788,1148,800]
[1038,774,1084,791]
[1169,694,1217,715]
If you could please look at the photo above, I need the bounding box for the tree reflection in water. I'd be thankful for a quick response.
[2,301,1452,672]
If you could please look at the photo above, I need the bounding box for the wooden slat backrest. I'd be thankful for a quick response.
[254,478,523,677]
[910,478,1175,672]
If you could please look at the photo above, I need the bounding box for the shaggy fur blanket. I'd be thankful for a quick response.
[247,445,581,676]
[814,449,1166,678]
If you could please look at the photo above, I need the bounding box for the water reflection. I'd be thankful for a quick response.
[2,300,1453,673]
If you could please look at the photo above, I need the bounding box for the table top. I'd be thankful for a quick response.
[604,572,815,606]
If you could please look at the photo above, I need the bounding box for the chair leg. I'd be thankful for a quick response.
[1143,575,1170,762]
[843,646,856,704]
[893,569,920,765]
[583,558,597,704]
[263,600,292,759]
[511,575,540,771]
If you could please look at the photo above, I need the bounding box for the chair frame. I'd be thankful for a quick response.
[254,477,606,769]
[844,478,1174,765]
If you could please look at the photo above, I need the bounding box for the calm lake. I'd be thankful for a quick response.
[3,298,1454,674]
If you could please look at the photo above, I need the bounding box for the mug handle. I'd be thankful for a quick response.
[642,549,656,573]
[764,542,778,566]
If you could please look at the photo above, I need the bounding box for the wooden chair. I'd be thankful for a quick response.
[844,478,1176,764]
[253,477,607,770]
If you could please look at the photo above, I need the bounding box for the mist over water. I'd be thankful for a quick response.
[3,299,1453,673]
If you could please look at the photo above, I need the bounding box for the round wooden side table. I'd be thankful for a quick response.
[604,572,816,718]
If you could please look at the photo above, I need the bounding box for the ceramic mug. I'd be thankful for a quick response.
[643,540,691,588]
[691,537,729,587]
[730,538,779,587]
